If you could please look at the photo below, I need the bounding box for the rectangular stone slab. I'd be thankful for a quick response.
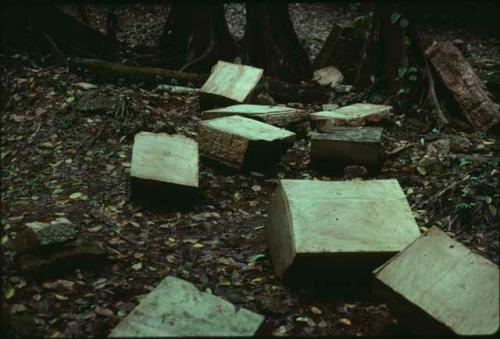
[109,276,264,337]
[130,132,198,202]
[199,61,264,111]
[311,127,383,171]
[198,115,296,170]
[266,179,420,281]
[310,103,391,130]
[373,227,499,335]
[202,104,306,129]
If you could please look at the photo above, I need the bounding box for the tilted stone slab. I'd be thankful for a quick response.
[15,217,76,255]
[109,276,264,337]
[311,127,383,171]
[199,61,264,111]
[266,179,420,281]
[130,132,198,202]
[198,115,296,170]
[202,104,307,129]
[373,226,499,335]
[310,103,391,130]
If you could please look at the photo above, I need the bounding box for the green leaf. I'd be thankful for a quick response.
[408,66,418,73]
[409,75,418,81]
[398,67,408,78]
[391,11,402,24]
[400,18,410,28]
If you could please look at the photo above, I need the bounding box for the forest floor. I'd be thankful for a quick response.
[1,3,499,337]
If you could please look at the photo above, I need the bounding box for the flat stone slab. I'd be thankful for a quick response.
[15,217,76,255]
[310,103,392,130]
[198,115,296,170]
[109,276,264,337]
[199,61,264,111]
[374,227,499,335]
[311,127,383,171]
[202,104,307,129]
[130,132,198,202]
[266,179,420,281]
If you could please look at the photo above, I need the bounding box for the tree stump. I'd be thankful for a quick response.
[374,227,499,335]
[199,61,264,111]
[311,127,383,172]
[198,115,295,171]
[266,179,420,282]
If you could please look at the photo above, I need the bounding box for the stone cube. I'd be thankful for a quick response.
[198,115,295,170]
[109,276,264,337]
[266,179,420,281]
[373,226,499,335]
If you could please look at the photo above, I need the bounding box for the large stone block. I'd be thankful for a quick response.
[109,276,264,337]
[15,217,76,255]
[202,104,307,130]
[130,132,198,203]
[198,115,296,170]
[311,127,383,171]
[310,103,391,131]
[373,227,499,335]
[266,179,420,281]
[199,61,264,111]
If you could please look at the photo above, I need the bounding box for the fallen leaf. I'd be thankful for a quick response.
[131,263,142,271]
[339,318,352,326]
[311,306,322,315]
[95,307,113,317]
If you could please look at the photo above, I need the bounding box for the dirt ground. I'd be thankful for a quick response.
[1,3,499,337]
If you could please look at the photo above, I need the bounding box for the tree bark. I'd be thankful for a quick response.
[158,3,237,73]
[242,3,312,83]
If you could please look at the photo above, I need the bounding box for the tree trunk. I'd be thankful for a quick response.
[158,3,237,73]
[106,6,118,41]
[242,3,312,83]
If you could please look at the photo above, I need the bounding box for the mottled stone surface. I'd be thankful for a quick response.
[198,115,296,170]
[374,227,499,335]
[310,103,391,130]
[15,217,76,254]
[109,276,264,337]
[266,179,420,281]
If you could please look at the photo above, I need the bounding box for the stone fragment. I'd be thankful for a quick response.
[322,103,339,111]
[17,241,107,278]
[15,217,76,255]
[266,179,420,281]
[109,276,264,337]
[198,115,295,170]
[73,90,120,115]
[313,66,344,88]
[374,227,499,335]
[426,41,500,130]
[310,103,391,130]
[130,132,198,203]
[310,127,383,171]
[199,61,264,111]
[202,104,307,129]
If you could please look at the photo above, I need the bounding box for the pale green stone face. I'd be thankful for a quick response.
[109,276,264,337]
[204,104,298,115]
[311,103,392,120]
[280,179,420,254]
[200,115,296,142]
[200,61,263,103]
[130,132,199,188]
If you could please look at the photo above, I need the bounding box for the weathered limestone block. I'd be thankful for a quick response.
[266,179,420,281]
[310,103,391,130]
[17,241,107,278]
[202,104,307,130]
[15,217,76,255]
[374,227,499,335]
[109,276,264,337]
[426,41,500,130]
[130,132,199,202]
[198,115,296,170]
[199,61,264,111]
[311,127,383,171]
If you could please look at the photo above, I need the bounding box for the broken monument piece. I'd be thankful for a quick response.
[374,226,499,335]
[266,179,420,282]
[109,276,264,337]
[199,61,264,111]
[198,115,296,171]
[311,127,383,172]
[130,132,199,204]
[310,103,391,131]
